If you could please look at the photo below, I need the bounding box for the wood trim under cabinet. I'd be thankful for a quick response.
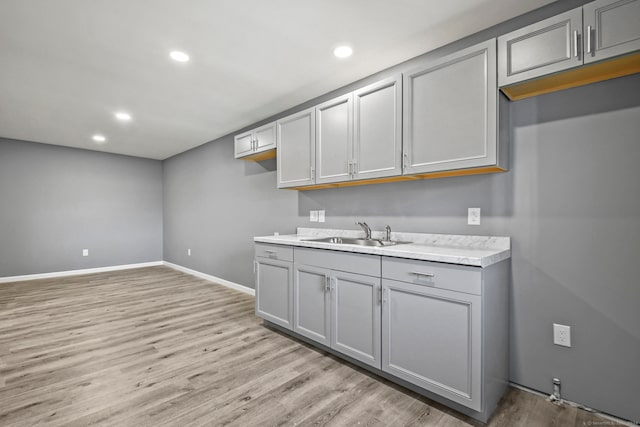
[238,148,277,162]
[288,166,507,191]
[501,51,640,100]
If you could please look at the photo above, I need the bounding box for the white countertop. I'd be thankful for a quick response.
[255,228,510,267]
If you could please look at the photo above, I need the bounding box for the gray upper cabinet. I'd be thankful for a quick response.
[498,0,640,98]
[331,270,381,369]
[315,94,353,185]
[498,8,583,87]
[353,75,402,180]
[277,107,316,188]
[293,263,331,346]
[403,39,498,175]
[234,121,276,159]
[583,0,640,64]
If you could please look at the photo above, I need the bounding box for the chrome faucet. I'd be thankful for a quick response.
[356,221,372,240]
[385,225,391,241]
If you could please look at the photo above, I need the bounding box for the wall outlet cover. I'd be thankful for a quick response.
[187,248,191,256]
[310,210,319,222]
[468,208,481,225]
[553,323,571,347]
[318,210,325,223]
[82,249,89,257]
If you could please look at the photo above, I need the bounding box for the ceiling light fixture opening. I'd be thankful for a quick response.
[114,112,131,121]
[92,134,106,143]
[333,45,353,58]
[170,51,190,62]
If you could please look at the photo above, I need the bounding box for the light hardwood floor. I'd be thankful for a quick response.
[0,266,621,426]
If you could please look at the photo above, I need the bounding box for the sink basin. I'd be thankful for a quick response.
[304,237,411,247]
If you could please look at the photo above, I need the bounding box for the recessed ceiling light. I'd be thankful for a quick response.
[92,134,106,143]
[333,45,353,58]
[114,112,132,121]
[170,51,190,62]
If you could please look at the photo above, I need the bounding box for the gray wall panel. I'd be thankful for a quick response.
[0,139,163,277]
[162,76,640,424]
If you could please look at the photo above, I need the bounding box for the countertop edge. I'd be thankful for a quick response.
[254,235,511,268]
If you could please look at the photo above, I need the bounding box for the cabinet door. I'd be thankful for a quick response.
[382,279,481,411]
[293,264,331,346]
[277,107,316,188]
[234,130,254,159]
[254,122,276,152]
[403,39,497,175]
[315,94,353,184]
[255,258,293,330]
[353,75,402,180]
[584,0,640,64]
[498,8,583,87]
[331,271,381,369]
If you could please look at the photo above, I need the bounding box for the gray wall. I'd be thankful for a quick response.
[0,138,163,277]
[162,1,640,421]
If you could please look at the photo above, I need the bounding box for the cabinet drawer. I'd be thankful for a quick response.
[382,257,481,295]
[255,243,293,262]
[295,247,380,277]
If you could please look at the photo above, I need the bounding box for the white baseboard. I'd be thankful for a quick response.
[0,261,164,284]
[163,261,255,296]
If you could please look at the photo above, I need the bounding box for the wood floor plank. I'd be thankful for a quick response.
[0,266,623,426]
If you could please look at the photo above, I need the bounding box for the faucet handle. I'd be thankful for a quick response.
[385,225,391,241]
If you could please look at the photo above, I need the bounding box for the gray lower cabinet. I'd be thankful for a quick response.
[583,0,640,64]
[403,39,499,174]
[498,8,583,87]
[256,243,509,422]
[254,244,293,329]
[381,279,482,411]
[234,121,276,159]
[293,263,331,346]
[277,107,316,188]
[381,256,509,418]
[293,247,381,368]
[331,270,381,368]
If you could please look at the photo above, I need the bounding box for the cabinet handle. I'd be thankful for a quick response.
[352,160,357,175]
[411,271,435,278]
[403,152,408,169]
[325,276,330,292]
[347,161,352,175]
[573,30,579,59]
[264,250,277,258]
[586,25,592,54]
[253,260,257,274]
[382,288,387,305]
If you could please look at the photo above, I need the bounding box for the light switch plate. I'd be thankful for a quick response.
[82,249,89,257]
[553,323,571,347]
[468,208,481,225]
[318,210,325,223]
[310,210,318,222]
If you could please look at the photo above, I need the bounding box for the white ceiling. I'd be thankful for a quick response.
[0,0,555,160]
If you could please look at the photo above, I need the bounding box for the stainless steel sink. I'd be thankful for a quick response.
[304,237,411,247]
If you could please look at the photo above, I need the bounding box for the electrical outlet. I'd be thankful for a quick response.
[82,249,89,257]
[187,248,191,256]
[553,324,571,347]
[318,210,325,223]
[468,208,481,225]
[310,210,318,222]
